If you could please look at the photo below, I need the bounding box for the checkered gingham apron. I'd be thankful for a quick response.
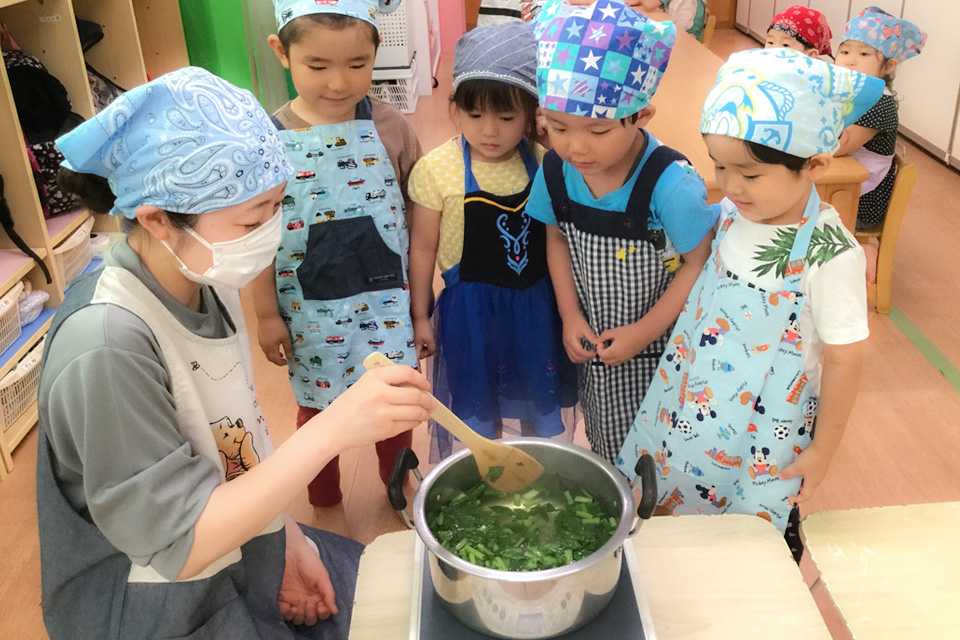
[542,147,683,462]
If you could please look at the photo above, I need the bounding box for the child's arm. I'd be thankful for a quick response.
[277,513,337,624]
[835,124,879,157]
[408,204,441,359]
[631,0,664,11]
[779,340,863,504]
[250,262,292,366]
[547,225,599,362]
[596,232,712,366]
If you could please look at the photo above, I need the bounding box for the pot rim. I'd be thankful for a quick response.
[412,437,635,582]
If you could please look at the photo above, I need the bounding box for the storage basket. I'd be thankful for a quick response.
[0,336,44,431]
[0,281,24,356]
[374,0,414,69]
[369,56,420,114]
[53,216,95,287]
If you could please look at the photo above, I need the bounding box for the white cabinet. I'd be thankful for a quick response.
[895,1,960,157]
[848,1,903,23]
[736,0,751,32]
[774,0,803,17]
[747,0,777,39]
[951,106,960,170]
[808,0,853,54]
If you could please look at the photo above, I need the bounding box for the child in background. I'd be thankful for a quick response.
[765,5,834,59]
[253,0,423,512]
[407,22,578,461]
[835,6,926,231]
[618,49,882,560]
[527,0,717,463]
[634,0,708,41]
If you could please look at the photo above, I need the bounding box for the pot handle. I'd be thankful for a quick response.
[629,454,657,537]
[387,447,422,529]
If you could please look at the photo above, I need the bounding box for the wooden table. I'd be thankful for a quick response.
[642,12,868,231]
[350,514,831,639]
[802,503,960,640]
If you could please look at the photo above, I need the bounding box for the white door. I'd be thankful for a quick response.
[896,1,960,155]
[807,0,850,54]
[774,0,805,16]
[737,0,752,32]
[848,1,904,25]
[748,0,777,39]
[951,96,960,168]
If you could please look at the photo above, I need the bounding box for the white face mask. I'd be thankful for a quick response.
[163,208,282,289]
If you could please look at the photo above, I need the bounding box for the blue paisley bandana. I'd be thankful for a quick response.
[57,67,292,219]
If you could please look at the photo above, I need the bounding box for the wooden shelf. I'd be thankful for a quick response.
[0,307,54,379]
[0,399,38,472]
[46,209,92,247]
[0,248,47,296]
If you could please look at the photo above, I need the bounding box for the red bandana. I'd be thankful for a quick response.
[770,5,834,56]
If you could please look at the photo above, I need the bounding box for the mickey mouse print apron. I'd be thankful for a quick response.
[617,187,822,533]
[276,99,415,409]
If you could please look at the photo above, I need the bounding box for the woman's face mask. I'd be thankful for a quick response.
[163,208,282,289]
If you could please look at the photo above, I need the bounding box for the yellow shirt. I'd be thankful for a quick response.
[408,137,546,271]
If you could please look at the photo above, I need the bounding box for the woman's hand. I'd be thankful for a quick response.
[277,523,337,625]
[257,314,293,366]
[561,313,599,363]
[779,444,835,505]
[312,365,434,451]
[412,317,437,359]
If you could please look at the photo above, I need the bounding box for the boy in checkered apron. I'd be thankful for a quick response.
[525,1,718,463]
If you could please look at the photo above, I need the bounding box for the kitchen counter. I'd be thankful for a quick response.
[350,514,830,639]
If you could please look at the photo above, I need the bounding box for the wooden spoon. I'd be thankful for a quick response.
[363,352,544,492]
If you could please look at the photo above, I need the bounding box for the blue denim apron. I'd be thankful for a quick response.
[617,186,822,532]
[276,99,415,408]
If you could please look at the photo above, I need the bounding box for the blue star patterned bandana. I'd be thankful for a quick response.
[57,67,293,219]
[841,6,926,63]
[274,0,399,31]
[533,0,676,119]
[700,48,884,158]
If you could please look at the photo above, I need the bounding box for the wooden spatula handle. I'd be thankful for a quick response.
[361,352,485,447]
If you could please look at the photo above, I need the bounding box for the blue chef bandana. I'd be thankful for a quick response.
[700,48,884,158]
[841,6,926,63]
[57,67,293,219]
[453,22,538,97]
[533,0,676,119]
[274,0,400,32]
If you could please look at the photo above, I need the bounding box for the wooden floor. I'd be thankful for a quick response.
[2,30,959,639]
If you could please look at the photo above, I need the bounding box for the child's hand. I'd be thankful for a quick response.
[258,314,293,366]
[412,317,437,360]
[779,444,834,505]
[278,528,337,625]
[562,313,599,363]
[318,366,434,451]
[596,324,649,366]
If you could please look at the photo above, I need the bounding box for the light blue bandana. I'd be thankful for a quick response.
[700,48,884,157]
[57,67,292,219]
[533,0,676,119]
[274,0,399,31]
[841,6,926,63]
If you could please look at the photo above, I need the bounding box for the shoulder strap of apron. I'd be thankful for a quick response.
[624,144,688,216]
[541,149,571,221]
[355,97,373,120]
[783,184,823,289]
[462,135,540,194]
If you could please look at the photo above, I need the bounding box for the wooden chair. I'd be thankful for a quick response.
[700,14,717,48]
[855,154,918,314]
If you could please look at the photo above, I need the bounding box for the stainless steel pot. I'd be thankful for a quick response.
[388,438,657,639]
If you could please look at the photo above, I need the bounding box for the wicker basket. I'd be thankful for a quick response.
[369,56,420,114]
[0,336,44,430]
[0,281,24,357]
[53,216,95,287]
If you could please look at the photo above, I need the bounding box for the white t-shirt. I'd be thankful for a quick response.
[716,198,868,393]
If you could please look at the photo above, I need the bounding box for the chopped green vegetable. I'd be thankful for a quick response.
[486,466,505,483]
[428,475,619,572]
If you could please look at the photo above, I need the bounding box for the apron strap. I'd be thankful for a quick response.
[623,144,688,218]
[355,97,373,120]
[783,184,823,289]
[541,149,570,222]
[461,135,539,194]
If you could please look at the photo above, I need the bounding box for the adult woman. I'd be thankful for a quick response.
[36,67,433,639]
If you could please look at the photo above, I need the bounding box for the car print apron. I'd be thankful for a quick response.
[616,186,822,533]
[541,145,686,464]
[430,138,578,460]
[276,99,415,408]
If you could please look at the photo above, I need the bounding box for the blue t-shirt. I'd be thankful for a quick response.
[526,133,718,254]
